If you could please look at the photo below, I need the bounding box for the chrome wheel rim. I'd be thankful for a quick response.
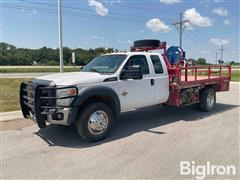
[88,111,109,135]
[207,93,215,108]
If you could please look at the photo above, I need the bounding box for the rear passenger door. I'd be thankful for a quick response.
[150,55,169,103]
[118,55,155,111]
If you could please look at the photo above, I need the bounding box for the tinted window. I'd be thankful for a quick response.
[150,55,164,74]
[123,55,149,74]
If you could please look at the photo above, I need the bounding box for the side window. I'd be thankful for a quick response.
[150,55,164,74]
[123,55,150,74]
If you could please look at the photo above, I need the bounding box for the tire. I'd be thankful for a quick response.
[76,103,114,142]
[134,39,160,48]
[198,88,216,112]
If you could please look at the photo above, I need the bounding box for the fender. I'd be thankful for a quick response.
[70,85,121,118]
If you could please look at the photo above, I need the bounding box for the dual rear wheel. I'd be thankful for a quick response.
[198,88,216,112]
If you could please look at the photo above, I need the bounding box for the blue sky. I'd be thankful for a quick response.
[1,0,239,63]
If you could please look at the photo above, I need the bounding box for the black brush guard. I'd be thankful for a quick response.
[20,82,77,128]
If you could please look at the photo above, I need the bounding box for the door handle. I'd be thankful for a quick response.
[150,79,154,86]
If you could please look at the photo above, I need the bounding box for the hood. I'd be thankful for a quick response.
[33,72,110,86]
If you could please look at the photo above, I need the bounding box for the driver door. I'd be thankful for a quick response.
[118,55,155,111]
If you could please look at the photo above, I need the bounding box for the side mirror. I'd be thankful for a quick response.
[120,65,143,80]
[80,66,84,71]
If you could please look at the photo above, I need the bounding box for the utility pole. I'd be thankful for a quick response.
[58,0,64,73]
[219,45,224,61]
[215,52,218,64]
[173,13,189,48]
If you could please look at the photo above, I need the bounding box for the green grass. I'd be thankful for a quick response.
[0,67,79,73]
[0,78,32,112]
[231,70,240,82]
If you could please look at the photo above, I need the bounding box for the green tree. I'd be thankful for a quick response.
[0,42,119,65]
[196,58,207,65]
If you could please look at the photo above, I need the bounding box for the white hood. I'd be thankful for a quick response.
[34,72,110,86]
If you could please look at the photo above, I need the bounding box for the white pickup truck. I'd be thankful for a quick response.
[20,40,231,142]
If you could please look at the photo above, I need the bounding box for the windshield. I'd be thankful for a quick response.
[82,55,127,74]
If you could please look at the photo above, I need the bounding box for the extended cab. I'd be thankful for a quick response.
[20,40,231,142]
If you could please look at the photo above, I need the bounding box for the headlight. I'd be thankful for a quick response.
[56,87,77,98]
[56,87,77,106]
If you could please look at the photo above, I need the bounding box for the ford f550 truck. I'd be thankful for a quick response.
[20,40,231,142]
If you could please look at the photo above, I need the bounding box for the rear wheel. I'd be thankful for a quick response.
[198,88,216,112]
[76,103,114,142]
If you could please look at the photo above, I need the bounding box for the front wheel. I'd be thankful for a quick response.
[76,103,114,142]
[198,88,216,112]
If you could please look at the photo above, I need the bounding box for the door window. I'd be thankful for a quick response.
[150,55,164,74]
[123,55,149,74]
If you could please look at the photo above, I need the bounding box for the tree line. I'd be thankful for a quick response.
[0,42,117,66]
[0,42,238,66]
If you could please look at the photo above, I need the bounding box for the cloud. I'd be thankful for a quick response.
[223,20,231,26]
[88,0,108,16]
[146,18,171,33]
[184,8,212,27]
[210,38,230,46]
[212,7,228,16]
[159,0,181,4]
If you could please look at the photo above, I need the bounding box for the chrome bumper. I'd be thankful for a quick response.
[46,107,71,125]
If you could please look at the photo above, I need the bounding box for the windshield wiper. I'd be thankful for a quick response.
[88,68,102,74]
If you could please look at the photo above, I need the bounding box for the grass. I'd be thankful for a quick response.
[231,70,240,82]
[0,67,79,73]
[0,78,32,112]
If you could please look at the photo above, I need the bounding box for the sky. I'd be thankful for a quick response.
[1,0,239,63]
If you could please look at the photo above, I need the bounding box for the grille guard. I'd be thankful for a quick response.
[20,82,78,128]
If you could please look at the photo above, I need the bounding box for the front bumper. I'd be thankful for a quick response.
[20,82,78,128]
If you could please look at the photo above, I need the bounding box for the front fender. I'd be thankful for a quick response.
[68,85,121,124]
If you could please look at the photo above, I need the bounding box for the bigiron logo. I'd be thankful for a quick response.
[180,161,236,179]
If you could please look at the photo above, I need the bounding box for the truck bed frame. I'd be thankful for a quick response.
[167,65,231,106]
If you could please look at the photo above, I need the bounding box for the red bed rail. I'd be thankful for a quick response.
[174,64,231,82]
